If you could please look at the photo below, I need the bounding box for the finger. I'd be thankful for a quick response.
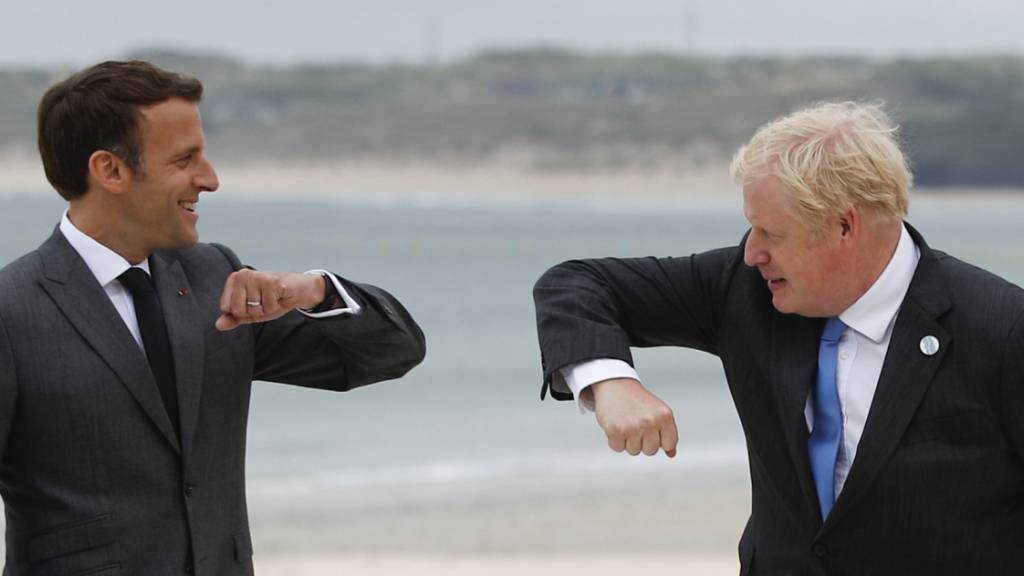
[220,271,241,312]
[215,313,240,332]
[606,431,626,453]
[624,433,642,456]
[661,416,680,458]
[231,282,253,319]
[642,429,661,456]
[223,272,252,319]
[243,280,265,319]
[260,278,283,316]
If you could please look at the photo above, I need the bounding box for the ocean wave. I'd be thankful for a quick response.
[247,443,747,497]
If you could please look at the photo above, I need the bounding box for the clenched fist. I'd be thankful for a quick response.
[592,378,678,457]
[215,269,327,331]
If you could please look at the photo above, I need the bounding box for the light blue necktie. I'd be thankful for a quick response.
[808,317,847,520]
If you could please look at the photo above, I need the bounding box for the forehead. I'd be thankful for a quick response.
[137,98,204,152]
[742,176,793,223]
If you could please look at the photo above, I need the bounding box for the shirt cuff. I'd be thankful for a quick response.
[559,359,641,414]
[297,269,362,318]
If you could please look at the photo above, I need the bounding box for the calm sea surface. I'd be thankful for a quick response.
[1,191,1022,553]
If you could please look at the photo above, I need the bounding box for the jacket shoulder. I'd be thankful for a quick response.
[0,250,44,302]
[934,250,1024,302]
[931,250,1024,332]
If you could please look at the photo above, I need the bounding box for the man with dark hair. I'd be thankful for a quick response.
[37,60,205,200]
[0,60,426,575]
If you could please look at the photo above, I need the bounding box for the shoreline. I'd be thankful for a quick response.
[2,159,1023,210]
[0,158,735,201]
[254,554,739,576]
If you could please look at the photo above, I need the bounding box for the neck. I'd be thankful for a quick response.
[847,220,903,306]
[68,198,150,265]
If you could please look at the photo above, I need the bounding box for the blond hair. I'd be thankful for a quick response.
[730,101,911,232]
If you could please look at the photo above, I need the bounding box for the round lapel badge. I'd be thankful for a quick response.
[919,335,940,356]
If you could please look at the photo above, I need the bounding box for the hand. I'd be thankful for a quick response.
[592,378,678,458]
[215,269,327,331]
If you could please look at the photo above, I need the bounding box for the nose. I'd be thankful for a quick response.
[195,156,219,193]
[743,230,769,267]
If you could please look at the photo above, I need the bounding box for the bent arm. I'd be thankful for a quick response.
[210,243,426,391]
[533,246,738,400]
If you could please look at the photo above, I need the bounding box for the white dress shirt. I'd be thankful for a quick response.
[59,211,360,352]
[563,224,920,498]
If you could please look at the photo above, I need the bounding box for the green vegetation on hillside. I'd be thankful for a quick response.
[2,49,1023,187]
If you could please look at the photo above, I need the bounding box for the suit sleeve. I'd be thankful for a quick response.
[1000,311,1024,459]
[210,243,426,392]
[533,244,740,400]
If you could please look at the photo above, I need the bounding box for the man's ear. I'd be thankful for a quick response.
[86,150,132,195]
[838,205,860,240]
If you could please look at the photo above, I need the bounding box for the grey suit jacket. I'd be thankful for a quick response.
[533,224,1024,576]
[0,229,425,576]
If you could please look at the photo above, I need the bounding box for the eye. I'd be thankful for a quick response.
[176,153,194,168]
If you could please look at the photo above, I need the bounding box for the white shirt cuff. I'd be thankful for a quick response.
[297,270,362,318]
[559,359,641,414]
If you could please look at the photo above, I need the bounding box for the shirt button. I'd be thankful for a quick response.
[813,543,828,557]
[184,484,195,497]
[840,352,849,360]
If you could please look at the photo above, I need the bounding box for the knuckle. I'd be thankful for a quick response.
[605,423,626,439]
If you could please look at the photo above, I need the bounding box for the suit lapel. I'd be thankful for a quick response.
[151,251,205,459]
[770,312,826,523]
[38,230,181,453]
[823,226,952,532]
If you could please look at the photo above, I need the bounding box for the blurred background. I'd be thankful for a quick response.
[2,2,1024,574]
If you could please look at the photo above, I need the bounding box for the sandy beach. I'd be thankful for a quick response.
[0,156,736,203]
[5,156,1021,208]
[255,554,738,575]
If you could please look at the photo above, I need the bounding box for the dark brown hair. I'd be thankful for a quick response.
[37,60,204,200]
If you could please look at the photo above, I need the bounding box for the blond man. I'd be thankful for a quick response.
[533,101,1024,575]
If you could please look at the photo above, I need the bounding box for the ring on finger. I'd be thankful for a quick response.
[246,300,262,307]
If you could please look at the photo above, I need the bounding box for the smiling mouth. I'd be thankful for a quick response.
[767,278,787,290]
[178,200,197,213]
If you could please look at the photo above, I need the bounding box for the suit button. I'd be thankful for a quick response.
[184,560,194,574]
[185,484,195,497]
[813,543,828,557]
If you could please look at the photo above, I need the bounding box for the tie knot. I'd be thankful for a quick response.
[821,317,847,343]
[118,267,155,295]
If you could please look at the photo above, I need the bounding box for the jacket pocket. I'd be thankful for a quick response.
[27,513,115,564]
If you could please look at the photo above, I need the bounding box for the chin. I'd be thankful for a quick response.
[771,294,793,313]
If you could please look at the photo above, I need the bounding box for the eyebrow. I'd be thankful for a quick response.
[172,146,202,161]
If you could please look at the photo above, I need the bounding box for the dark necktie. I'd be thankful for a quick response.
[118,267,180,438]
[808,316,847,520]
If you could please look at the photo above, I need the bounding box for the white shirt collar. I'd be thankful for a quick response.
[59,210,151,287]
[838,224,920,343]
